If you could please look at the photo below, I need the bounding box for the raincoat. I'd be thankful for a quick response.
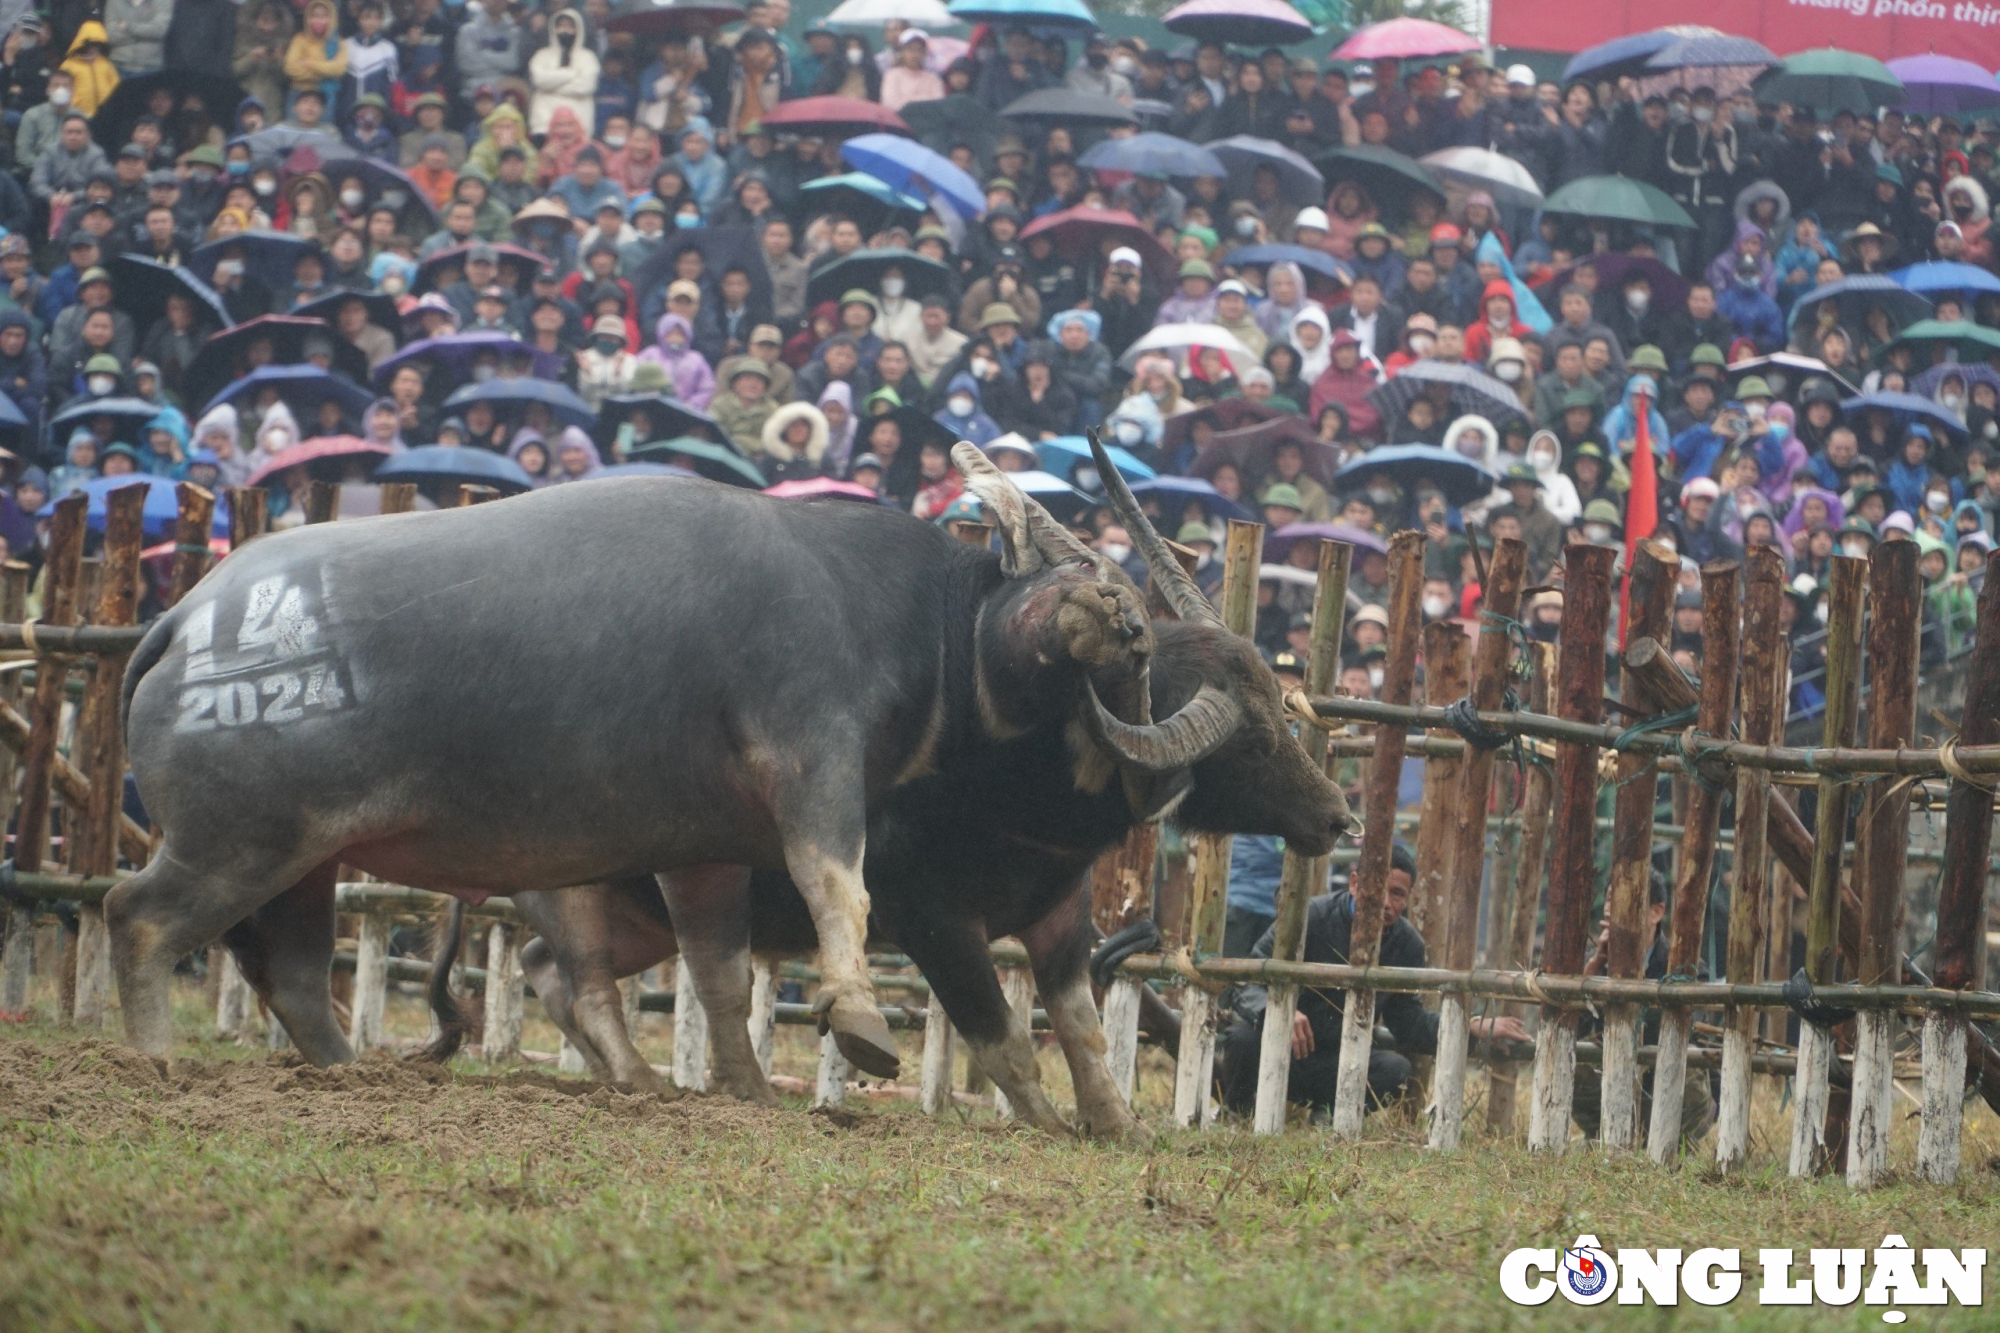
[637,313,716,409]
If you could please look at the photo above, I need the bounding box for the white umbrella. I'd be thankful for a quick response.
[826,0,957,25]
[1419,147,1544,207]
[1119,322,1260,376]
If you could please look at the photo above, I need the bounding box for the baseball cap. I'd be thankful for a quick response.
[1107,245,1142,270]
[1506,64,1535,87]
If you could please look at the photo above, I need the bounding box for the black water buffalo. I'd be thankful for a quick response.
[107,445,1163,1078]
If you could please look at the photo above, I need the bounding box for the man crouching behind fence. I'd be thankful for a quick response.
[1217,842,1527,1124]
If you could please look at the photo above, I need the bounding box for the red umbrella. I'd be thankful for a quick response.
[245,435,393,487]
[763,477,880,502]
[1190,418,1339,488]
[1333,18,1480,62]
[1019,206,1175,282]
[760,96,909,137]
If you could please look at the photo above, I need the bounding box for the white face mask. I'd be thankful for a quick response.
[1815,603,1829,624]
[88,375,116,395]
[1367,666,1385,690]
[1927,492,1950,514]
[265,427,291,450]
[1842,539,1871,558]
[1234,216,1257,237]
[847,47,865,65]
[1584,523,1614,544]
[1495,361,1523,383]
[969,357,994,379]
[254,178,276,196]
[1625,289,1649,313]
[948,394,974,417]
[1421,595,1450,620]
[1112,55,1136,75]
[1100,542,1131,564]
[1693,105,1714,123]
[215,258,243,279]
[880,276,905,299]
[1942,392,1966,412]
[1408,333,1434,356]
[340,188,364,209]
[604,134,627,150]
[1746,401,1766,420]
[49,86,70,107]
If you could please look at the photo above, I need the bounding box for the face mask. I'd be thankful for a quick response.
[969,357,995,379]
[1114,419,1142,445]
[340,189,364,209]
[1625,289,1649,314]
[227,160,250,177]
[948,395,974,417]
[677,212,703,229]
[1100,541,1130,563]
[1669,103,1689,122]
[847,47,865,65]
[881,276,905,299]
[1455,436,1484,459]
[1421,595,1450,620]
[1733,108,1755,125]
[254,178,276,196]
[190,168,218,186]
[1693,105,1714,124]
[1815,603,1829,624]
[1234,216,1256,237]
[1842,539,1870,558]
[593,338,623,355]
[215,258,243,279]
[266,428,291,450]
[1367,485,1396,507]
[1367,666,1385,690]
[1928,492,1950,514]
[472,363,496,381]
[1495,362,1523,382]
[1747,402,1766,421]
[1584,523,1614,544]
[49,87,70,107]
[1112,55,1136,75]
[604,134,627,150]
[381,274,406,296]
[1943,392,1966,412]
[88,375,115,395]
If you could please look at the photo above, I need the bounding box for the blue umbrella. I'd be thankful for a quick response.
[48,395,165,448]
[1911,362,2000,399]
[1643,33,1775,74]
[1128,475,1257,525]
[1890,261,2000,299]
[1562,29,1679,84]
[374,445,536,495]
[1037,436,1155,483]
[797,173,928,228]
[41,476,231,538]
[1010,469,1092,523]
[227,126,341,158]
[189,230,318,292]
[442,379,596,433]
[1785,274,1932,333]
[0,391,26,429]
[1842,391,1968,439]
[374,332,563,389]
[205,364,378,422]
[1223,243,1351,288]
[840,133,983,221]
[1334,444,1497,509]
[1077,131,1225,180]
[948,0,1094,30]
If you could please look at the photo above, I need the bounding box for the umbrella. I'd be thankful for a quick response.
[243,435,393,488]
[1223,243,1351,293]
[225,126,341,158]
[91,68,245,151]
[881,403,958,458]
[1161,400,1285,464]
[627,226,772,315]
[41,476,231,539]
[827,0,956,25]
[760,96,909,137]
[1643,32,1775,74]
[628,437,766,488]
[898,94,997,163]
[283,143,440,229]
[1548,253,1689,312]
[1366,361,1528,429]
[181,316,372,416]
[797,173,929,232]
[1008,469,1093,523]
[597,394,731,451]
[1190,419,1338,488]
[840,133,983,221]
[1418,147,1543,207]
[1884,319,2000,362]
[1753,49,1905,116]
[1332,18,1479,62]
[48,396,167,450]
[1018,206,1175,281]
[1120,322,1260,376]
[603,0,744,35]
[765,477,882,502]
[1841,391,1969,438]
[1785,274,1932,335]
[1886,54,2000,115]
[1542,174,1696,230]
[374,445,536,495]
[1264,521,1390,561]
[1726,353,1862,401]
[1127,475,1257,526]
[1001,88,1138,128]
[806,247,955,307]
[105,255,231,333]
[1890,261,2000,299]
[206,364,378,423]
[373,332,563,390]
[1036,436,1155,484]
[1334,444,1497,509]
[189,230,318,292]
[1564,28,1683,85]
[415,241,550,295]
[948,0,1095,29]
[594,461,701,480]
[292,288,405,344]
[1314,144,1443,215]
[1912,362,2000,399]
[1207,137,1322,206]
[1077,132,1225,180]
[443,379,596,433]
[1164,0,1311,45]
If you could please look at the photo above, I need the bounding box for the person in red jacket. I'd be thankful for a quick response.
[1307,329,1382,441]
[1463,278,1532,366]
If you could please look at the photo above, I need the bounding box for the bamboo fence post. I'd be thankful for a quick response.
[1432,528,1520,1144]
[377,482,419,515]
[228,487,269,547]
[1172,518,1263,1129]
[481,922,524,1062]
[1717,546,1784,1172]
[458,483,501,506]
[558,1033,589,1075]
[919,1004,955,1115]
[1331,529,1424,1140]
[304,479,341,525]
[814,1031,850,1108]
[1847,541,1920,1190]
[994,958,1037,1119]
[348,911,389,1048]
[1646,560,1740,1165]
[70,485,146,1028]
[750,957,778,1080]
[1491,640,1556,1136]
[1405,623,1468,951]
[18,497,85,1021]
[1252,539,1350,1134]
[1600,539,1678,1153]
[1790,556,1868,1177]
[1528,543,1614,1154]
[0,565,33,1014]
[1921,550,2000,1183]
[167,484,215,606]
[674,955,709,1091]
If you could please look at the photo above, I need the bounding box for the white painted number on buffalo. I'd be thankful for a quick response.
[173,572,354,733]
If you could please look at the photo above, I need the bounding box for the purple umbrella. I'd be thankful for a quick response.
[1885,54,2000,115]
[372,332,563,389]
[1163,0,1311,46]
[1265,521,1389,562]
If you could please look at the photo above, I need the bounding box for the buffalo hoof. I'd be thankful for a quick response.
[816,992,902,1080]
[1080,1110,1154,1146]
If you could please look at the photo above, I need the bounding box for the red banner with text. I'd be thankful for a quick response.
[1491,0,2000,71]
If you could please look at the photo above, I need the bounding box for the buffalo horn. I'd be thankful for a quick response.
[952,441,1097,574]
[1084,676,1242,772]
[1085,429,1223,628]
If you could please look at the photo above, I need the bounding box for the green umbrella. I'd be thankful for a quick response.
[1882,319,2000,361]
[1753,49,1906,116]
[1312,144,1443,219]
[1541,174,1696,230]
[629,437,767,488]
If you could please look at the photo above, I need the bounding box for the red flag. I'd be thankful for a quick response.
[1621,385,1658,648]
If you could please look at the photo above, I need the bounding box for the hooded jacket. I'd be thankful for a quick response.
[1463,279,1532,366]
[759,401,829,484]
[638,313,716,408]
[506,427,553,486]
[545,425,603,485]
[60,22,120,117]
[932,372,1001,448]
[528,8,600,137]
[1705,218,1777,297]
[1600,374,1671,462]
[1290,306,1332,384]
[284,0,348,101]
[0,310,46,444]
[192,402,251,487]
[1523,428,1581,525]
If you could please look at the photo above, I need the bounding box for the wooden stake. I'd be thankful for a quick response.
[749,958,777,1079]
[0,565,34,1015]
[813,1032,849,1108]
[1173,518,1262,1129]
[348,911,388,1049]
[1528,542,1614,1154]
[458,483,501,506]
[1647,560,1740,1165]
[377,482,418,515]
[919,993,954,1115]
[167,483,215,606]
[303,479,340,525]
[994,962,1036,1119]
[1717,546,1785,1172]
[1332,529,1423,1140]
[481,923,524,1062]
[1490,641,1555,1137]
[673,955,709,1091]
[1253,539,1350,1134]
[1405,622,1468,950]
[19,497,85,1021]
[1847,540,1920,1190]
[227,487,268,547]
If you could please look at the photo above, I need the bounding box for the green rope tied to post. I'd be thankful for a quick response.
[1611,704,1700,753]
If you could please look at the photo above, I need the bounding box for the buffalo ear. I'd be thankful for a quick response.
[1124,768,1193,822]
[952,441,1040,577]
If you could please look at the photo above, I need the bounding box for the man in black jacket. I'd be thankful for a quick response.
[1218,843,1526,1120]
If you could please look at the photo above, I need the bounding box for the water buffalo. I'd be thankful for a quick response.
[107,446,1160,1078]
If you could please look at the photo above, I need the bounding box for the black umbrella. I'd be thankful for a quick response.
[91,69,245,153]
[106,255,231,333]
[1365,361,1527,429]
[805,248,954,307]
[292,288,405,346]
[49,396,166,448]
[284,142,441,229]
[228,126,342,158]
[181,315,372,418]
[1334,444,1498,509]
[1001,88,1139,128]
[899,94,998,165]
[594,393,732,452]
[628,226,773,313]
[414,241,550,295]
[604,0,744,36]
[189,230,318,293]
